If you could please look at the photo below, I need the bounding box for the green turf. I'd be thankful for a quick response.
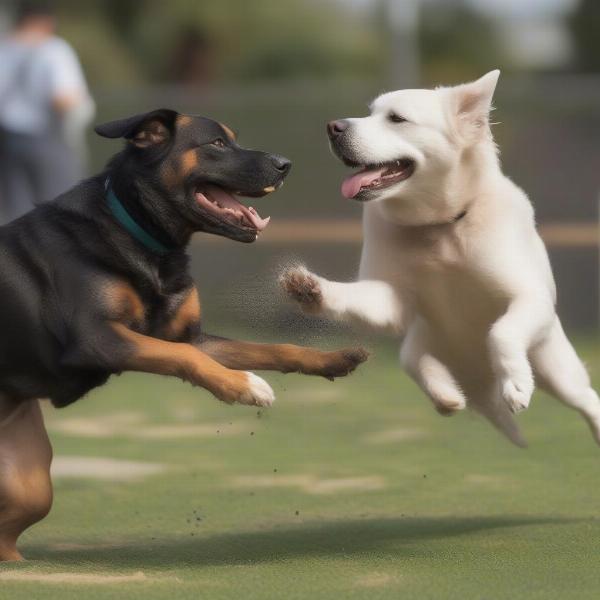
[1,338,599,599]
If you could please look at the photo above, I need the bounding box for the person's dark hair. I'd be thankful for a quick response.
[15,0,55,25]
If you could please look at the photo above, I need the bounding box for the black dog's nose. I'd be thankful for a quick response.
[327,119,349,139]
[271,155,292,173]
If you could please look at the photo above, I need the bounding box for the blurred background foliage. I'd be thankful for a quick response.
[34,0,600,88]
[51,0,386,86]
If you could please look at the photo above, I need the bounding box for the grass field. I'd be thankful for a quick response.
[1,337,599,599]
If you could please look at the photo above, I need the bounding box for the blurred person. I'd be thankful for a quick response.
[0,0,95,223]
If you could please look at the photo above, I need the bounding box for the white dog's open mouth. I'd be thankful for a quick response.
[341,159,415,199]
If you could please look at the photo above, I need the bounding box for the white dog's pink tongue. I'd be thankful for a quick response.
[341,167,385,199]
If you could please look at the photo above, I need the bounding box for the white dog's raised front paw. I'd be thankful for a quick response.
[279,265,323,315]
[500,370,534,414]
[241,372,275,408]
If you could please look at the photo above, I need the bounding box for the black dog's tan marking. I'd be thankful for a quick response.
[103,281,147,327]
[0,108,368,560]
[163,287,201,341]
[177,114,194,128]
[220,123,237,141]
[109,324,256,405]
[179,149,200,178]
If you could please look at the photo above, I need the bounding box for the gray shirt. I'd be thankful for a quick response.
[0,35,90,135]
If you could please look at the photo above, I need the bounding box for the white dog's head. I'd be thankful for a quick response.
[328,70,500,225]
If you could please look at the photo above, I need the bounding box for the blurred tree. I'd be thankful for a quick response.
[418,1,511,84]
[38,0,385,86]
[568,0,600,72]
[42,0,144,85]
[135,0,385,83]
[6,0,512,88]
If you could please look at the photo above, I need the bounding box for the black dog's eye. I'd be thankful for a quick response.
[211,138,226,148]
[388,112,407,124]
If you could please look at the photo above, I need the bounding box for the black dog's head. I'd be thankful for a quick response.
[95,109,291,243]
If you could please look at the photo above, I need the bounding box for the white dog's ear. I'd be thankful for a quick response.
[450,70,500,142]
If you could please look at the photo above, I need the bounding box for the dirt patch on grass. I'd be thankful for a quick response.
[51,456,167,481]
[0,570,179,585]
[46,412,145,438]
[48,414,250,440]
[229,474,386,495]
[464,473,512,489]
[308,477,386,494]
[355,572,400,588]
[136,422,251,439]
[49,542,129,551]
[362,427,427,445]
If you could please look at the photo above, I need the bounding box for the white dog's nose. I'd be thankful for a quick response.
[327,119,349,139]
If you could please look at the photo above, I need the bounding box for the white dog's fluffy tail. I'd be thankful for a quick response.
[473,401,528,448]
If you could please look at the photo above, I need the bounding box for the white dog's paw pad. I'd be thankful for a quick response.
[242,372,275,408]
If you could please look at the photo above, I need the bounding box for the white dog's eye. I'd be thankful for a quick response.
[388,112,407,124]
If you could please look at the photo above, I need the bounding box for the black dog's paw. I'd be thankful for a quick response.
[280,265,323,315]
[321,347,370,380]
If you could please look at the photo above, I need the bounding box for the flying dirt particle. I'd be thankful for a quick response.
[295,510,300,516]
[250,432,254,436]
[273,468,278,473]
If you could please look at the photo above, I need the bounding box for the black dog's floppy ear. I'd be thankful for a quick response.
[94,109,178,148]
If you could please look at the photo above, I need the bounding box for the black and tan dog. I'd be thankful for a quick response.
[0,109,367,561]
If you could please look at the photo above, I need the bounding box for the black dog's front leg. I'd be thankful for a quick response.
[196,334,368,380]
[160,287,369,380]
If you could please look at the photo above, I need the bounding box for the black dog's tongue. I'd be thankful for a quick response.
[200,185,271,231]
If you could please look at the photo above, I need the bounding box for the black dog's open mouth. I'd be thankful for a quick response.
[195,185,272,234]
[340,159,415,199]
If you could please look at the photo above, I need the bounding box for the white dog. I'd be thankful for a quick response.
[282,70,600,447]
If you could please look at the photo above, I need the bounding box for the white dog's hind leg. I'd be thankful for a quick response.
[531,319,600,444]
[400,324,466,415]
[281,265,403,332]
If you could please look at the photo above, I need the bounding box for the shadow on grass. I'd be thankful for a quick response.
[25,515,575,568]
